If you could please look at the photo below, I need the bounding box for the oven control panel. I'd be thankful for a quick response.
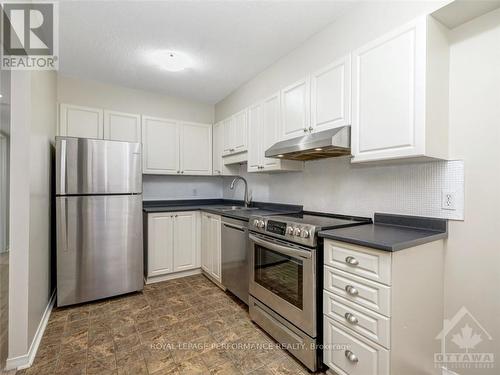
[266,220,287,236]
[250,216,316,247]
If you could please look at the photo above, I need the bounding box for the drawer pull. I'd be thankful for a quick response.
[344,312,359,325]
[345,285,359,296]
[345,256,359,266]
[345,350,359,363]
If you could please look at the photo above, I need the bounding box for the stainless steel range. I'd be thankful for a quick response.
[248,212,370,371]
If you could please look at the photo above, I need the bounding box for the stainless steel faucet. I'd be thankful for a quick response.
[230,176,251,207]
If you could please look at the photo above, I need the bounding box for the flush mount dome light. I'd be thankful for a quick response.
[149,50,192,72]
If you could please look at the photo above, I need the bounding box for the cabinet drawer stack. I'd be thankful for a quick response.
[322,239,444,375]
[323,240,391,375]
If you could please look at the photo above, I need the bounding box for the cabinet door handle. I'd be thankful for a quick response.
[181,171,184,174]
[344,312,359,325]
[345,285,359,296]
[176,170,180,174]
[345,350,359,364]
[303,128,308,133]
[345,256,359,266]
[308,126,313,132]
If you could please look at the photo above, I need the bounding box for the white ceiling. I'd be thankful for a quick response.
[59,1,355,104]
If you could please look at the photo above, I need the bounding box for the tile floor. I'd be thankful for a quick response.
[18,274,324,375]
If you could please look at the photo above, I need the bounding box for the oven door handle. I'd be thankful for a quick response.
[249,234,311,259]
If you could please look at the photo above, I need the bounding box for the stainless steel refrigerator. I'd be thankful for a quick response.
[56,136,143,306]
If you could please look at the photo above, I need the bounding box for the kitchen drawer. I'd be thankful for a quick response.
[324,240,391,286]
[324,266,391,317]
[323,290,390,348]
[324,316,389,375]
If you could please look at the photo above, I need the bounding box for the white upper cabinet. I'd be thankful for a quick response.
[351,16,449,163]
[222,117,233,155]
[231,109,248,153]
[281,77,310,140]
[247,103,263,172]
[222,110,248,155]
[180,121,212,175]
[212,121,234,176]
[103,110,141,142]
[142,116,180,175]
[261,93,282,170]
[311,55,351,133]
[59,104,103,139]
[142,116,212,175]
[247,93,303,173]
[212,121,224,175]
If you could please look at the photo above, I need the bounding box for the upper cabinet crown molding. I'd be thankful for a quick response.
[59,103,104,139]
[351,16,450,163]
[103,110,141,143]
[310,54,351,132]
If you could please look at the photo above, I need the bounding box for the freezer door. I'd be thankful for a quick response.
[56,136,142,195]
[56,194,143,306]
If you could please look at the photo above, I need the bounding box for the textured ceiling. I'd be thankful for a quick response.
[59,1,355,104]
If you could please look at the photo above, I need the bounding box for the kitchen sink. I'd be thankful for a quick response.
[219,206,259,211]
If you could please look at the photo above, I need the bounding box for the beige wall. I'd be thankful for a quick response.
[58,75,214,124]
[8,70,57,366]
[445,9,500,374]
[28,71,57,344]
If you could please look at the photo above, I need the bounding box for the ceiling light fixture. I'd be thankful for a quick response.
[147,50,192,72]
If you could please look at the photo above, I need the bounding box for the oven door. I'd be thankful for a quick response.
[249,232,316,337]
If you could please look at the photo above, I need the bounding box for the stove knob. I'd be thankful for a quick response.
[293,227,301,236]
[258,220,265,228]
[300,229,310,238]
[252,219,259,227]
[286,226,294,235]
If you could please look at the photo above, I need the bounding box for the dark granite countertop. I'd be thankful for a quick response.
[318,213,448,251]
[143,199,302,221]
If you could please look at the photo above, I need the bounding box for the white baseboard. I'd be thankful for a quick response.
[145,268,201,284]
[5,290,56,370]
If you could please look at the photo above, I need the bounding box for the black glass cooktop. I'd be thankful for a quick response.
[268,212,371,230]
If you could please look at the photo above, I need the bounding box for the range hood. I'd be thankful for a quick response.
[265,126,351,161]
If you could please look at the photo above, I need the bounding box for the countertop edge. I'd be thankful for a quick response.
[318,229,448,252]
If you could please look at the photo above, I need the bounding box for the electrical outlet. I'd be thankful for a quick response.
[442,190,456,210]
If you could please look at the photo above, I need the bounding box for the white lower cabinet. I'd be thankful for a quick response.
[146,211,200,280]
[324,316,389,375]
[323,239,444,375]
[200,212,222,282]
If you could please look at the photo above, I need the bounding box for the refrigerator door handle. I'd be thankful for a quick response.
[60,139,67,195]
[58,198,69,252]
